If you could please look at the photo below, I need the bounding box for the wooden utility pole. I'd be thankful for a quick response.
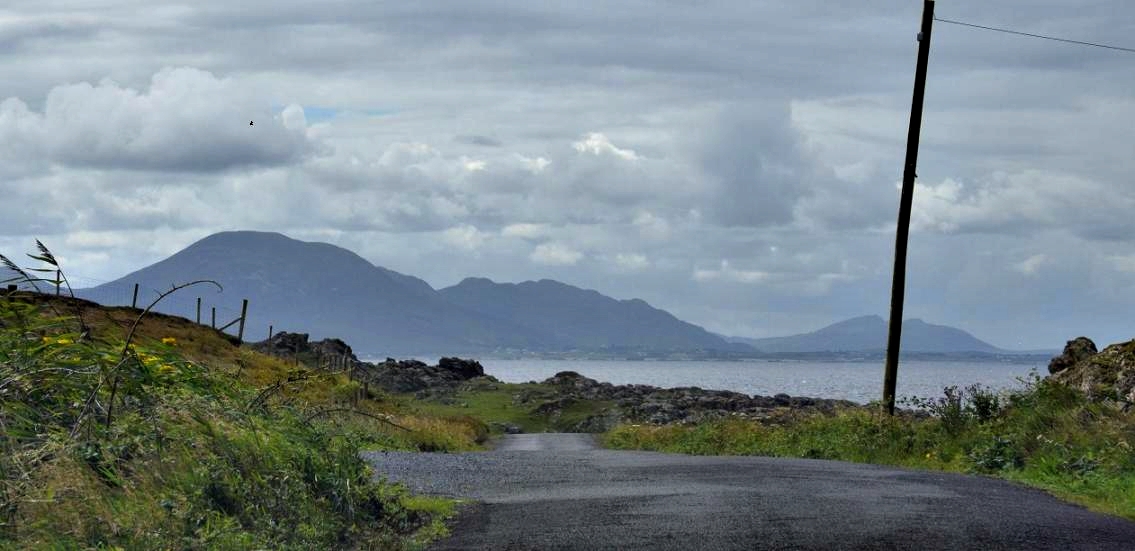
[196,298,202,324]
[131,283,139,308]
[883,0,935,415]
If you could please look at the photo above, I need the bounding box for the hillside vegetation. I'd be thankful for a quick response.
[606,372,1135,520]
[0,291,485,549]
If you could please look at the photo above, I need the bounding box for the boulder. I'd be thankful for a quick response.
[365,357,491,393]
[438,357,485,379]
[252,331,311,355]
[1049,337,1098,374]
[1051,339,1135,406]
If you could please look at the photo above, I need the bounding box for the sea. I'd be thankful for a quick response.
[404,358,1049,405]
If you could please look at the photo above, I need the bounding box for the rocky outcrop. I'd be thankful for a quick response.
[1049,337,1098,374]
[250,331,361,366]
[1050,338,1135,409]
[364,357,492,394]
[533,371,857,431]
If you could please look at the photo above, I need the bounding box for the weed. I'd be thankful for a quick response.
[606,375,1135,520]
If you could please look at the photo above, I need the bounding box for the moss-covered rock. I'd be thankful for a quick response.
[1051,337,1135,408]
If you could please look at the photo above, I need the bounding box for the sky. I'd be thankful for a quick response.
[2,1,1134,350]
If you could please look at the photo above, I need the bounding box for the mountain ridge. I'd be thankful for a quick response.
[76,231,746,357]
[728,315,1005,354]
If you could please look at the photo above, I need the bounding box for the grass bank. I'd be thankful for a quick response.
[1,293,483,549]
[392,377,613,434]
[605,378,1135,520]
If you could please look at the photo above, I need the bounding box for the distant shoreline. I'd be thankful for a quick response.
[361,352,1054,365]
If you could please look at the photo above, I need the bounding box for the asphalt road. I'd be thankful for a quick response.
[364,433,1135,550]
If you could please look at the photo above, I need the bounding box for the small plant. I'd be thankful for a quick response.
[969,435,1024,472]
[965,384,1002,423]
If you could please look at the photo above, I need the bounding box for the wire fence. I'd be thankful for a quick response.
[3,270,257,343]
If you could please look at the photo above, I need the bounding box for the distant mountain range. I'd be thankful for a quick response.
[70,230,1028,359]
[726,315,1005,354]
[76,231,747,357]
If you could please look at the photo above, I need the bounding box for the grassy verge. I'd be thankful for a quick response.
[393,378,613,434]
[1,294,479,549]
[605,377,1135,520]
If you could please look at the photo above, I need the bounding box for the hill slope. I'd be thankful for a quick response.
[78,231,746,357]
[439,277,747,353]
[78,231,538,356]
[732,315,1003,354]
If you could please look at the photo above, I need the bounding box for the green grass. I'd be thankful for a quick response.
[0,294,473,549]
[605,378,1135,521]
[394,378,613,434]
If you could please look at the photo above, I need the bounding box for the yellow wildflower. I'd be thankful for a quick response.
[55,338,73,345]
[161,337,177,346]
[157,364,178,375]
[41,336,52,344]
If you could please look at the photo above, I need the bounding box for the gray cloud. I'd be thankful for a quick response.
[3,0,1135,349]
[454,135,503,147]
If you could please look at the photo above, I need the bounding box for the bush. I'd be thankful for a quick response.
[0,296,454,549]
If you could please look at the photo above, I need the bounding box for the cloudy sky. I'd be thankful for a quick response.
[3,0,1134,350]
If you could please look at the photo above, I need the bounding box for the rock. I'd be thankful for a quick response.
[1049,337,1098,374]
[438,357,485,379]
[528,370,857,430]
[249,331,361,370]
[365,357,490,394]
[252,331,311,355]
[1050,339,1135,406]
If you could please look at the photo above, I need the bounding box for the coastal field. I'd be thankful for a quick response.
[5,292,1133,549]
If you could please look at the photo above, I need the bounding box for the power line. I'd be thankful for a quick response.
[935,16,1135,54]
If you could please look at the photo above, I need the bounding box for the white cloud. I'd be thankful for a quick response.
[633,212,671,240]
[530,243,584,266]
[572,132,639,161]
[613,253,650,271]
[1109,255,1135,274]
[501,223,550,240]
[910,171,1135,239]
[441,225,486,252]
[693,260,769,284]
[519,155,551,173]
[461,157,487,172]
[1014,254,1049,276]
[0,67,316,172]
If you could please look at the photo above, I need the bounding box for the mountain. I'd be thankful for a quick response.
[78,231,538,356]
[730,315,1004,354]
[439,277,747,353]
[78,231,747,357]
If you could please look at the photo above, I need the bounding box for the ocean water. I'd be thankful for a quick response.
[468,359,1047,405]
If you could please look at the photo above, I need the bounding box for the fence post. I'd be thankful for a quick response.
[268,325,273,341]
[196,298,201,324]
[236,299,248,343]
[131,283,139,308]
[211,307,216,329]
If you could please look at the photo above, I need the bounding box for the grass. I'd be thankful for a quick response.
[605,377,1135,521]
[394,378,614,434]
[0,292,480,549]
